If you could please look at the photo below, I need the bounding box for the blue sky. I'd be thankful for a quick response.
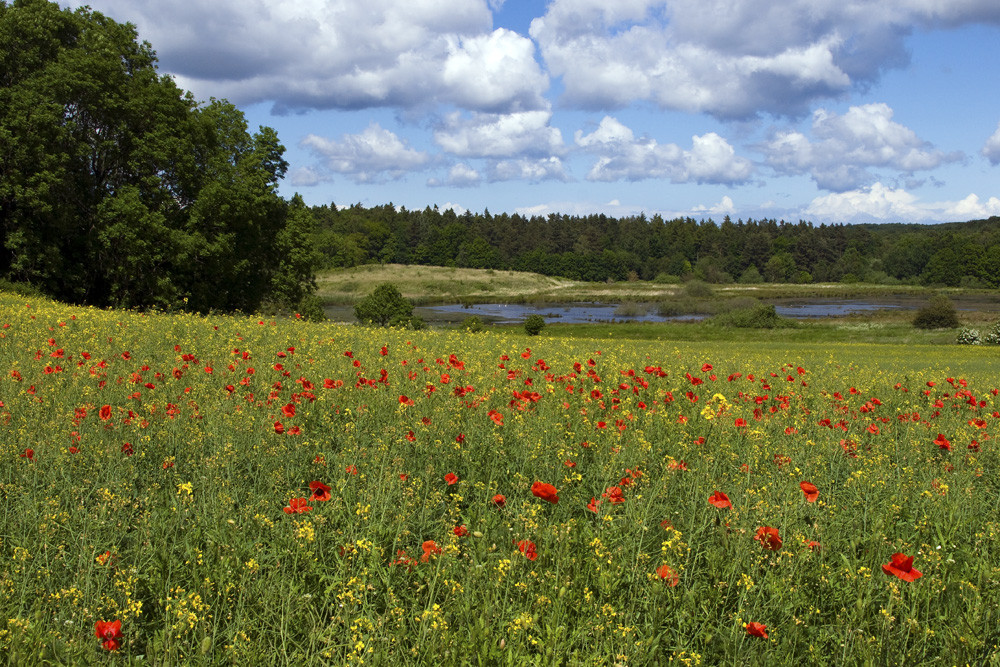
[62,0,1000,224]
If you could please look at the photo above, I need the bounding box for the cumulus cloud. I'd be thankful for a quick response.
[434,111,565,158]
[428,163,482,188]
[575,116,753,184]
[804,182,1000,223]
[530,0,1000,118]
[982,121,1000,165]
[487,157,569,182]
[764,103,962,191]
[69,0,548,113]
[300,123,431,183]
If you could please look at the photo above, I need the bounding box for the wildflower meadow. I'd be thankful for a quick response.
[2,292,999,665]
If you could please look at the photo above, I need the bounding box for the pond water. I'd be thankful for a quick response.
[417,300,900,325]
[324,298,931,325]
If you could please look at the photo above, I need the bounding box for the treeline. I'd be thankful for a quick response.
[312,203,1000,287]
[0,0,321,314]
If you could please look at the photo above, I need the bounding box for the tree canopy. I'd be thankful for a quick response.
[0,0,319,312]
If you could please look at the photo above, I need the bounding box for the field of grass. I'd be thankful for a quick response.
[2,291,1000,664]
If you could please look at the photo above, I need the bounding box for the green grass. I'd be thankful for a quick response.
[2,291,1000,664]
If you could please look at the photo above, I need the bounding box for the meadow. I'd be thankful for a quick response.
[2,291,999,665]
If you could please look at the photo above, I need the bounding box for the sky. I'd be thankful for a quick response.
[59,0,1000,224]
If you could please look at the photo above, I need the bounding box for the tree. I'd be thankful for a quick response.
[0,0,315,312]
[354,284,414,327]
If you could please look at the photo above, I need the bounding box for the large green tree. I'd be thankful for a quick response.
[0,0,317,312]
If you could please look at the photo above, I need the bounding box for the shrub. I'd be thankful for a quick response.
[682,280,714,299]
[956,328,982,345]
[354,284,413,326]
[652,273,681,284]
[984,321,1000,345]
[462,316,485,333]
[912,294,960,329]
[707,304,792,329]
[524,314,546,336]
[296,294,327,322]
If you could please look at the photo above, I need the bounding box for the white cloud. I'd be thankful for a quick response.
[982,121,1000,165]
[764,103,962,191]
[434,111,565,158]
[437,163,482,187]
[69,0,547,113]
[530,0,1000,118]
[287,165,331,187]
[300,123,431,183]
[488,157,569,182]
[804,182,1000,223]
[575,117,753,184]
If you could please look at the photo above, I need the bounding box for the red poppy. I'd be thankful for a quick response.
[345,465,358,475]
[586,497,601,513]
[492,494,506,508]
[309,481,332,502]
[421,540,442,562]
[602,486,625,504]
[273,421,285,434]
[745,621,768,639]
[799,481,819,503]
[933,434,951,451]
[94,619,122,651]
[656,564,679,587]
[453,525,468,537]
[283,497,312,514]
[517,539,538,561]
[99,404,112,421]
[445,473,459,485]
[281,403,296,418]
[754,526,782,551]
[882,553,922,582]
[708,491,732,509]
[734,418,747,428]
[531,481,559,504]
[121,442,134,456]
[805,540,821,551]
[20,448,34,461]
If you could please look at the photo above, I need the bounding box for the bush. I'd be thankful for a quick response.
[524,314,546,336]
[738,266,763,284]
[296,294,327,322]
[913,294,960,329]
[707,304,792,329]
[984,321,1000,345]
[462,315,485,333]
[354,284,413,326]
[956,328,982,345]
[682,280,714,299]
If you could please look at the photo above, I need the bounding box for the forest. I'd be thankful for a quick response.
[310,203,1000,288]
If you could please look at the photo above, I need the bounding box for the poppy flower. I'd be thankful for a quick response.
[273,421,285,434]
[745,621,768,639]
[754,526,782,551]
[656,564,679,587]
[708,491,732,509]
[421,540,442,562]
[602,486,624,504]
[882,553,922,582]
[281,403,296,418]
[933,434,952,451]
[492,494,506,508]
[445,473,459,485]
[586,497,601,513]
[94,619,122,651]
[309,481,331,502]
[734,418,747,428]
[20,448,34,461]
[799,481,819,503]
[531,481,559,504]
[283,497,312,514]
[345,465,358,475]
[453,525,468,537]
[99,404,112,421]
[517,539,538,561]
